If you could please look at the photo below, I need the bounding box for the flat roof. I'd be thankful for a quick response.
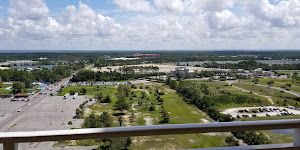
[15,93,29,97]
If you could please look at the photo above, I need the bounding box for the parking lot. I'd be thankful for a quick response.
[7,96,89,132]
[0,95,93,150]
[0,98,27,123]
[222,106,300,119]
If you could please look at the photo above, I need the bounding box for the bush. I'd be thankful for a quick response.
[232,131,270,145]
[149,105,155,111]
[225,136,239,146]
[101,95,111,103]
[158,91,165,95]
[131,84,137,89]
[70,90,76,95]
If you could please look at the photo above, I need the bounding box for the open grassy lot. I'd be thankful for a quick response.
[241,78,300,93]
[0,89,11,94]
[59,83,230,149]
[0,84,12,88]
[233,83,298,107]
[191,81,271,109]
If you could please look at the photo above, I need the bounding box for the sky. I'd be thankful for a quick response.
[0,0,300,50]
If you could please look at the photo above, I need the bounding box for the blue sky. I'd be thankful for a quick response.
[0,0,300,50]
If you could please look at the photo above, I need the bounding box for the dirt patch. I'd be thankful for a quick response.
[133,89,150,96]
[123,114,131,126]
[203,133,221,136]
[144,116,153,125]
[201,119,209,123]
[132,104,137,111]
[83,108,92,117]
[191,111,199,115]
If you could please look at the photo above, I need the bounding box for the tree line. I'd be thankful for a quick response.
[0,66,72,86]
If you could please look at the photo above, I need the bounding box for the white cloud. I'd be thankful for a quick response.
[206,10,250,30]
[242,0,300,27]
[58,2,121,37]
[184,0,237,13]
[154,0,185,13]
[8,0,49,21]
[1,0,300,50]
[113,0,153,12]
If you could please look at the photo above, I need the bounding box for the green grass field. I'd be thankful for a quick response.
[59,83,229,149]
[0,89,11,94]
[233,83,299,107]
[0,84,12,88]
[190,81,271,109]
[57,85,118,96]
[241,78,300,93]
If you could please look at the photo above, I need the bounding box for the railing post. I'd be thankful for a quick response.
[3,143,18,150]
[294,128,300,147]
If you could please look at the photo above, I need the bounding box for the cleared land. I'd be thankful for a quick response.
[232,82,298,107]
[241,78,300,94]
[191,80,271,109]
[58,82,230,149]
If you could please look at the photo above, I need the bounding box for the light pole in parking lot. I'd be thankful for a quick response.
[50,115,52,125]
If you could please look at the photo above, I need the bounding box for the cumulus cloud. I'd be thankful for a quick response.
[206,10,250,30]
[8,0,49,21]
[0,0,300,50]
[184,0,237,13]
[243,0,300,27]
[154,0,185,13]
[58,2,121,36]
[113,0,153,12]
[0,0,121,39]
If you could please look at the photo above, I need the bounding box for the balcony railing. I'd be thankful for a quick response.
[1,119,300,150]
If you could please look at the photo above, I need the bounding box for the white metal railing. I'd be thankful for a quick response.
[1,119,300,150]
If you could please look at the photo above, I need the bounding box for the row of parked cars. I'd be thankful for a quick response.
[236,106,296,118]
[11,98,30,102]
[70,81,132,86]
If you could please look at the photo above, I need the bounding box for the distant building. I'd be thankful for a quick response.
[133,53,160,57]
[39,57,47,60]
[236,73,254,79]
[110,57,139,60]
[0,60,38,66]
[12,65,56,71]
[170,67,195,79]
